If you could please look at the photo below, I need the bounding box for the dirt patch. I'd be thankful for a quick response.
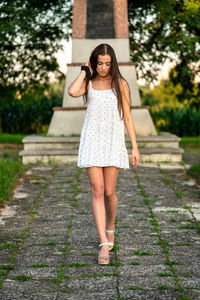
[0,143,23,150]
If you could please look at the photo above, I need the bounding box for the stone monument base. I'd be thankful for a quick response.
[48,106,156,137]
[19,133,184,164]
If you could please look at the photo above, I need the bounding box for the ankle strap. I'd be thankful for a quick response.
[99,242,113,247]
[106,229,115,233]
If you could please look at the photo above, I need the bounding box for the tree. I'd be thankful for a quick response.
[1,0,199,93]
[128,0,200,87]
[0,0,72,91]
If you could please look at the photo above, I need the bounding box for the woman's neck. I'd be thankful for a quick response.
[95,74,112,81]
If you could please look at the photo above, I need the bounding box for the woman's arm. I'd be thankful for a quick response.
[68,61,92,97]
[68,70,87,98]
[120,79,140,168]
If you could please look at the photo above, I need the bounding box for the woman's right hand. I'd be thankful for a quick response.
[85,60,92,73]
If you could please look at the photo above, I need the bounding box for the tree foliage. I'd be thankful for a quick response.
[128,0,200,87]
[0,0,199,95]
[0,0,72,90]
[141,69,200,110]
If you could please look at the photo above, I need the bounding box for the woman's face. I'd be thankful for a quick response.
[96,54,112,77]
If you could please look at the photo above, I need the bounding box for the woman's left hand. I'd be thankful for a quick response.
[132,147,140,168]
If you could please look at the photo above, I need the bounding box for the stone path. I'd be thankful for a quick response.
[0,163,200,300]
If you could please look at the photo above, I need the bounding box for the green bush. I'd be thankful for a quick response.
[0,95,62,134]
[150,107,200,137]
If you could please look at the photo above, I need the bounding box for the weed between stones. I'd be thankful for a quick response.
[12,275,32,282]
[68,262,91,267]
[135,170,189,296]
[178,224,198,230]
[29,264,49,268]
[60,289,75,294]
[82,252,96,256]
[59,180,73,184]
[156,240,172,247]
[28,211,38,217]
[128,286,144,290]
[131,210,141,214]
[0,243,19,250]
[40,242,57,246]
[176,242,193,246]
[79,272,119,278]
[162,178,173,185]
[165,260,183,266]
[132,250,153,256]
[185,286,200,290]
[174,191,183,199]
[157,284,170,290]
[130,261,140,266]
[0,264,16,271]
[158,272,174,277]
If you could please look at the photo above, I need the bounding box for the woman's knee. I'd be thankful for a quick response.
[104,189,116,200]
[91,184,104,199]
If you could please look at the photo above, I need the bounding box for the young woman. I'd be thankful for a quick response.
[68,43,140,265]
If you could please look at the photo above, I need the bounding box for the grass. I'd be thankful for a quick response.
[40,242,57,246]
[165,259,183,266]
[29,264,48,268]
[0,242,19,250]
[0,133,26,144]
[178,296,192,300]
[64,272,119,279]
[187,162,200,183]
[28,211,38,217]
[0,264,16,271]
[180,137,200,145]
[130,261,140,266]
[0,159,23,206]
[12,275,32,282]
[163,178,173,185]
[59,289,75,294]
[132,210,141,214]
[158,272,174,277]
[157,284,170,290]
[157,240,172,247]
[68,262,91,267]
[109,261,123,267]
[128,286,144,290]
[82,252,96,257]
[177,224,197,230]
[51,267,65,285]
[174,191,183,199]
[132,250,153,256]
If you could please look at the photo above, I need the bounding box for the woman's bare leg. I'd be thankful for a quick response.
[86,166,109,262]
[103,166,119,245]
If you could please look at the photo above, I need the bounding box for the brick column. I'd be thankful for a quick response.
[113,0,129,38]
[72,0,87,39]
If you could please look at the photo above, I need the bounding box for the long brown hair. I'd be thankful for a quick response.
[83,43,129,120]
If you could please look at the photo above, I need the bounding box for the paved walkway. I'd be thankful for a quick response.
[0,163,200,299]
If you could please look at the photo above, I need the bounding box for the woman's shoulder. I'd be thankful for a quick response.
[118,78,129,92]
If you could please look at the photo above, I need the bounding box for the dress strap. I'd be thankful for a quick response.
[89,80,92,89]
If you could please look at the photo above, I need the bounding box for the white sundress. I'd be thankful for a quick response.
[77,80,130,169]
